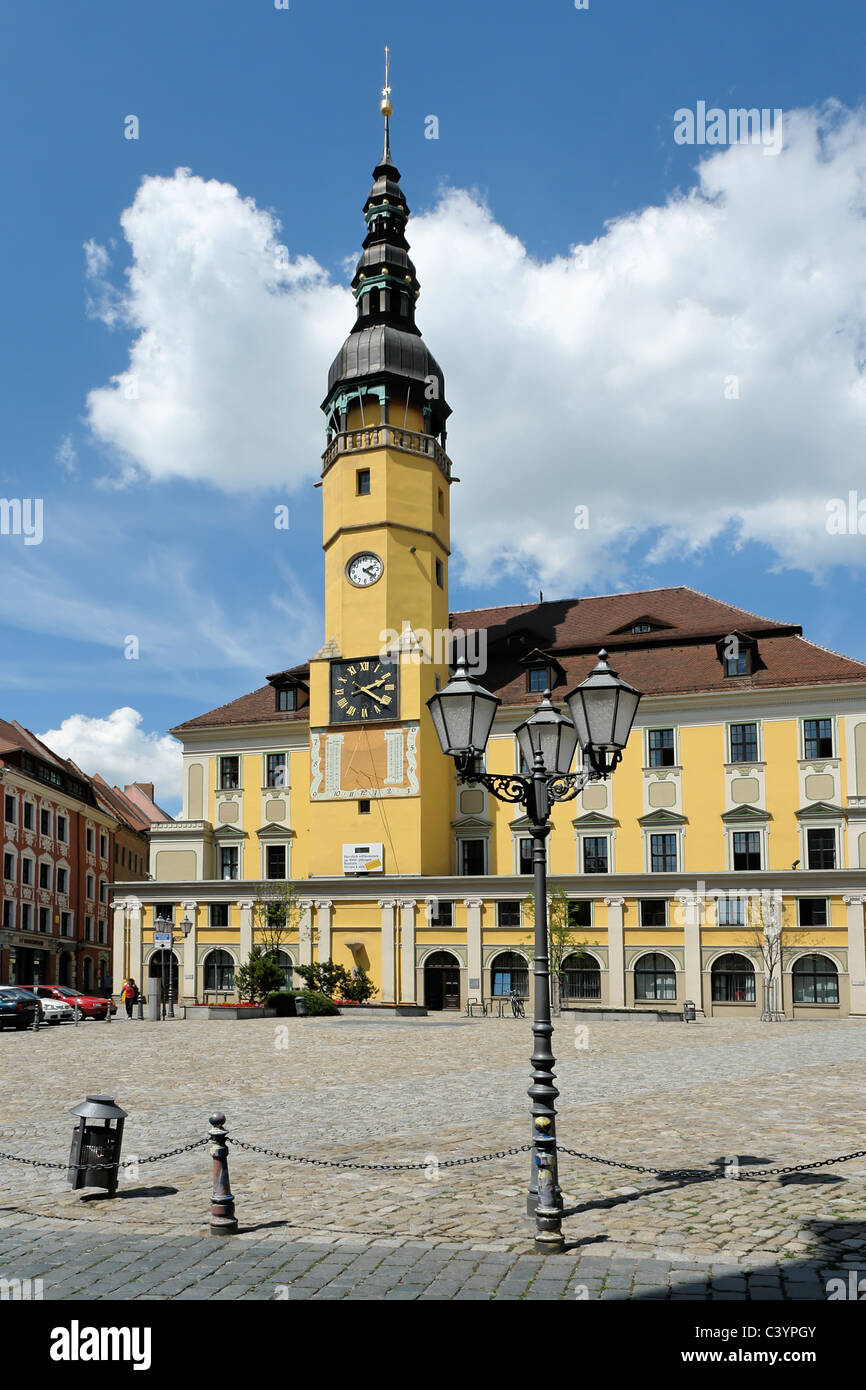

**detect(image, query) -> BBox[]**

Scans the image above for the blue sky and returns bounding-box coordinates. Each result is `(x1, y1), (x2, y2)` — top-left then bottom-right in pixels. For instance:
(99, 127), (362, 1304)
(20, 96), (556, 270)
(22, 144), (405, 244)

(2, 0), (866, 808)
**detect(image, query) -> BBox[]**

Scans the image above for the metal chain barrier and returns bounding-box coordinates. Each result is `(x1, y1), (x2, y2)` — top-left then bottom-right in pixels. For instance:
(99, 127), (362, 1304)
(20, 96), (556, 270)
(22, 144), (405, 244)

(0, 1138), (208, 1173)
(227, 1136), (532, 1171)
(557, 1145), (866, 1181)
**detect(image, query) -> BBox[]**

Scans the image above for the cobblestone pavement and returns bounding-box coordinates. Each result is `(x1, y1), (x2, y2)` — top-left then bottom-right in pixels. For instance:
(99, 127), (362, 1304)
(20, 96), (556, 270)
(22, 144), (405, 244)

(1, 1014), (865, 1299)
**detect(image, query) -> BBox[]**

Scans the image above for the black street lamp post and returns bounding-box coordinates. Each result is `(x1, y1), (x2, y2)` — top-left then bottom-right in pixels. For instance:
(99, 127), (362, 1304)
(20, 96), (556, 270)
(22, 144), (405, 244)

(427, 650), (641, 1253)
(155, 913), (193, 1019)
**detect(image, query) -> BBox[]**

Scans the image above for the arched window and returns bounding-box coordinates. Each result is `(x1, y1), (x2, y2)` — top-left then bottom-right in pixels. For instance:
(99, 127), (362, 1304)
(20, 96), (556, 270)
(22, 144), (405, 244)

(711, 953), (756, 1002)
(204, 950), (235, 993)
(792, 954), (839, 1004)
(276, 950), (294, 991)
(634, 952), (676, 1001)
(561, 953), (601, 1001)
(491, 952), (529, 997)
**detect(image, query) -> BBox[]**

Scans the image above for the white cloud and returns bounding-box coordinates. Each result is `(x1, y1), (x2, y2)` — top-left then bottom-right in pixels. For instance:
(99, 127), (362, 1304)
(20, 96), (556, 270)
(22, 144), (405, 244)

(85, 105), (866, 590)
(38, 708), (182, 803)
(55, 434), (78, 476)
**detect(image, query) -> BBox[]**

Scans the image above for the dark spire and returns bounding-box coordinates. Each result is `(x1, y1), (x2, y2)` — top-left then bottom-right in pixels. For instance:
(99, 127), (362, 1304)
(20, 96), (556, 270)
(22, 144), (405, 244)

(321, 49), (451, 442)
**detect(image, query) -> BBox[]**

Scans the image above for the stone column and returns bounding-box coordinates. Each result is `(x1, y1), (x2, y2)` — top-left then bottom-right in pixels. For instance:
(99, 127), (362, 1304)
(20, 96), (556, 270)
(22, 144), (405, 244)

(237, 899), (254, 965)
(315, 900), (333, 964)
(676, 890), (704, 1011)
(181, 899), (198, 1005)
(464, 897), (483, 1001)
(604, 896), (626, 1007)
(128, 897), (142, 993)
(844, 894), (866, 1016)
(298, 900), (313, 968)
(111, 899), (127, 990)
(399, 900), (417, 1004)
(379, 899), (397, 1003)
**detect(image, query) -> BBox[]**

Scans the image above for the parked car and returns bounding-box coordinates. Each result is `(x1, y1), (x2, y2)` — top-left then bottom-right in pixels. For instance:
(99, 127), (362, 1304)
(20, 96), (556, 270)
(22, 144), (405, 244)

(0, 986), (40, 1030)
(27, 985), (117, 1019)
(17, 990), (74, 1024)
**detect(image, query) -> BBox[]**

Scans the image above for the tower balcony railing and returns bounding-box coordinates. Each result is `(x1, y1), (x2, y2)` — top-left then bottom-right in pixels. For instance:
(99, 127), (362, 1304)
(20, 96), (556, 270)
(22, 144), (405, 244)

(322, 425), (452, 478)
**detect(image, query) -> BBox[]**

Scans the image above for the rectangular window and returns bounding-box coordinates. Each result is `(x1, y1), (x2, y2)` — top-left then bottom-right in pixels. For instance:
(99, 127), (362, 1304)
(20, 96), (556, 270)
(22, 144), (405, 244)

(356, 467), (371, 495)
(430, 900), (453, 927)
(459, 839), (485, 875)
(60, 911), (72, 937)
(729, 722), (758, 763)
(21, 858), (33, 886)
(219, 756), (240, 790)
(21, 903), (32, 931)
(266, 754), (287, 788)
(220, 847), (239, 880)
(803, 719), (833, 759)
(528, 667), (548, 693)
(725, 650), (749, 676)
(277, 687), (296, 712)
(23, 802), (34, 830)
(798, 898), (828, 926)
(39, 861), (51, 890)
(100, 835), (108, 859)
(40, 808), (51, 835)
(2, 899), (13, 930)
(716, 896), (745, 925)
(496, 901), (522, 928)
(650, 834), (677, 872)
(518, 837), (533, 874)
(209, 903), (229, 928)
(807, 828), (836, 870)
(435, 558), (444, 588)
(583, 837), (609, 873)
(99, 881), (107, 904)
(4, 794), (15, 824)
(98, 921), (107, 944)
(639, 899), (667, 927)
(733, 831), (762, 870)
(266, 845), (287, 879)
(86, 828), (94, 852)
(57, 815), (68, 842)
(3, 852), (14, 881)
(85, 915), (93, 941)
(154, 904), (175, 926)
(358, 799), (370, 814)
(56, 868), (68, 894)
(38, 906), (50, 933)
(567, 900), (592, 928)
(648, 728), (675, 767)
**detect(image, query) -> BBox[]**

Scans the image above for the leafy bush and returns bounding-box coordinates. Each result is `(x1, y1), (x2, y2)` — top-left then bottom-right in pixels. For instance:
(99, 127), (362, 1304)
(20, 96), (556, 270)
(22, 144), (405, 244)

(337, 966), (377, 1003)
(295, 959), (350, 998)
(265, 989), (340, 1017)
(236, 946), (285, 1004)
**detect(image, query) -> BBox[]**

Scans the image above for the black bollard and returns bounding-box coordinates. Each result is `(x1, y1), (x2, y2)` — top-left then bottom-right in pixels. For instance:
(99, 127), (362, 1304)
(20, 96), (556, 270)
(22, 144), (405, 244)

(208, 1112), (238, 1235)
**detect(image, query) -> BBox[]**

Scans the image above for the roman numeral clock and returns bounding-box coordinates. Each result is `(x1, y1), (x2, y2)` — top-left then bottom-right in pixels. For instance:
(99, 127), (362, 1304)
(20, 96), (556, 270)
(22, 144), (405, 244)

(329, 658), (400, 723)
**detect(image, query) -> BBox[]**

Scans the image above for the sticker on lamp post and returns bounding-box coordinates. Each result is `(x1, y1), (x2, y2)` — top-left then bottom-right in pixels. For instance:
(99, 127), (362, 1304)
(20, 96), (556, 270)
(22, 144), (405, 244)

(342, 843), (384, 873)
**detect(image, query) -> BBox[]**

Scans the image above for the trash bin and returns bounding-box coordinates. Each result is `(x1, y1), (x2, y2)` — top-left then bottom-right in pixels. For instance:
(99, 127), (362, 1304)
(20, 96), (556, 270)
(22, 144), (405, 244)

(683, 999), (696, 1022)
(294, 996), (308, 1017)
(67, 1095), (128, 1196)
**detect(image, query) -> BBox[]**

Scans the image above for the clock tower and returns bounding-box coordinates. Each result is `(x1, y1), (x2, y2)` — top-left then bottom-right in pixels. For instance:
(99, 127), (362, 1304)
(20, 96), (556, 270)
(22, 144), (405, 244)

(307, 54), (456, 876)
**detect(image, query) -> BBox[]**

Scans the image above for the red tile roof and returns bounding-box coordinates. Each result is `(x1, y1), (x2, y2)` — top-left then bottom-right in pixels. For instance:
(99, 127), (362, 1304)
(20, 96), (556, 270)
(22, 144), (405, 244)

(169, 586), (866, 731)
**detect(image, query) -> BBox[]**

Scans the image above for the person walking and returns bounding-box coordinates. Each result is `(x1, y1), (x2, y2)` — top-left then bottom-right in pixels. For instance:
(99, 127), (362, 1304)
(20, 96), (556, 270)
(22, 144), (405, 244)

(121, 978), (139, 1019)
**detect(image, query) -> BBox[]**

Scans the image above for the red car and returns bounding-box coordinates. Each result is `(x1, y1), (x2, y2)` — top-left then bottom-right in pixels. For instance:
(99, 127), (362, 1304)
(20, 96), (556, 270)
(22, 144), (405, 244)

(28, 985), (117, 1018)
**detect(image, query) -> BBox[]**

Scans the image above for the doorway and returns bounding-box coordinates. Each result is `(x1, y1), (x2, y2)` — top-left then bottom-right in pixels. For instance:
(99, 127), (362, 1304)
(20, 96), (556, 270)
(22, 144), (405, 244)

(424, 951), (461, 1011)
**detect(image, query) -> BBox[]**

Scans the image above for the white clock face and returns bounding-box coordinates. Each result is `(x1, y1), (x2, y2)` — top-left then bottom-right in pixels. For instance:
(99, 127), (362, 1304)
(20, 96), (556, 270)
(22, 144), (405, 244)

(347, 552), (383, 587)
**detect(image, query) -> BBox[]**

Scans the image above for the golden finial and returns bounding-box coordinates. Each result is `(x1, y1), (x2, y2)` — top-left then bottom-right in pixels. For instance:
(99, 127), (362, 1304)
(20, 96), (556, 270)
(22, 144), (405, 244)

(380, 44), (393, 118)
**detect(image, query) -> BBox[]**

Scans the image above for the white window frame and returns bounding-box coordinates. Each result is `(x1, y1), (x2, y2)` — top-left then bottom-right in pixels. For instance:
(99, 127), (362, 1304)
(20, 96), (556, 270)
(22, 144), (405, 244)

(262, 841), (291, 881)
(644, 829), (682, 874)
(727, 719), (763, 765)
(800, 715), (837, 761)
(644, 726), (679, 769)
(495, 899), (524, 929)
(38, 857), (53, 891)
(218, 754), (242, 792)
(801, 821), (842, 871)
(455, 833), (489, 876)
(577, 831), (614, 875)
(726, 825), (768, 873)
(263, 750), (289, 790)
(2, 898), (15, 930)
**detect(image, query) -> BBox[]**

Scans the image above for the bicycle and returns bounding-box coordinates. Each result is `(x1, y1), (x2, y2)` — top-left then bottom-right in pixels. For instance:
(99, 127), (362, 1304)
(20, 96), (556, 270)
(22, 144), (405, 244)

(510, 991), (525, 1019)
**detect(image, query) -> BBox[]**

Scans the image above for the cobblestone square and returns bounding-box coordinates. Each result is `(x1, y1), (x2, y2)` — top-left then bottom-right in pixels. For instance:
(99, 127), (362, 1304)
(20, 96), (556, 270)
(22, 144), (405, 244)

(2, 1013), (865, 1299)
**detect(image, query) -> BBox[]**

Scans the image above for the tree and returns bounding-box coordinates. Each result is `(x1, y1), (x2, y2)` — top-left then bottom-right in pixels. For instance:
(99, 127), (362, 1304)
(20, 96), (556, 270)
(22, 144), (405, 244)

(252, 881), (300, 953)
(747, 889), (792, 1021)
(339, 966), (377, 1003)
(295, 959), (351, 998)
(523, 885), (590, 1012)
(235, 946), (285, 1004)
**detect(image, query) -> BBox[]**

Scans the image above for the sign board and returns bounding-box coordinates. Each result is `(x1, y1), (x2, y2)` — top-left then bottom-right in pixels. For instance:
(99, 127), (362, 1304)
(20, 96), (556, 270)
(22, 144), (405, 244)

(153, 932), (172, 946)
(342, 843), (384, 874)
(469, 977), (480, 989)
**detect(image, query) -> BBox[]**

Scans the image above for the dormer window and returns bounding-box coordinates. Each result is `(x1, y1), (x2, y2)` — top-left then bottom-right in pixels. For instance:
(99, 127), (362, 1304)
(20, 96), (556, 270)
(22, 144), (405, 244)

(717, 632), (758, 678)
(276, 686), (297, 712)
(528, 667), (549, 693)
(632, 623), (651, 634)
(725, 649), (750, 676)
